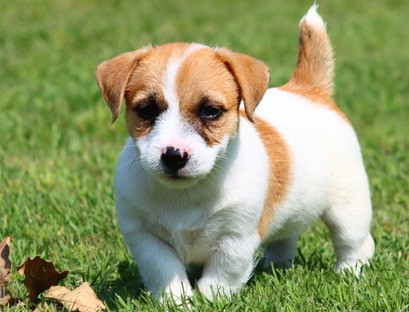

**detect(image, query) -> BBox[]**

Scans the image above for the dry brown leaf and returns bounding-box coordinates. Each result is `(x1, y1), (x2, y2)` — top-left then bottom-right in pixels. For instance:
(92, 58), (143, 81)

(17, 256), (69, 301)
(0, 235), (14, 306)
(45, 282), (106, 312)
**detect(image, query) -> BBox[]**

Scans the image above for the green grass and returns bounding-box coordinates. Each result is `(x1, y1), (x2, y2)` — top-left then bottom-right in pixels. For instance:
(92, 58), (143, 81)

(1, 0), (408, 310)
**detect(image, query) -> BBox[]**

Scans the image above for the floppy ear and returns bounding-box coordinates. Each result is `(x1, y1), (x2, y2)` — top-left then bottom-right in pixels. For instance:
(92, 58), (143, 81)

(217, 48), (269, 122)
(96, 46), (151, 122)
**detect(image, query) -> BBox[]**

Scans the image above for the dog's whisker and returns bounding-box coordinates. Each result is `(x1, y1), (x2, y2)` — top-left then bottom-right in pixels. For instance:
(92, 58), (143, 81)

(116, 158), (135, 171)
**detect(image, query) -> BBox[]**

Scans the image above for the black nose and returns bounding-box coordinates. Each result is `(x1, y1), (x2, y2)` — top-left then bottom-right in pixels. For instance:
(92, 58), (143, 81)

(161, 146), (189, 172)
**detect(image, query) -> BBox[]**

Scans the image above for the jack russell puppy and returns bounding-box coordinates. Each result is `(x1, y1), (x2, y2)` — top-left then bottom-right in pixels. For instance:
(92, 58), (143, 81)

(96, 5), (374, 302)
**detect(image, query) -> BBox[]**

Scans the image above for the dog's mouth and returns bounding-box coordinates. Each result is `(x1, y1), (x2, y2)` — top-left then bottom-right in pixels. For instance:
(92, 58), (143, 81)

(162, 170), (188, 180)
(153, 169), (202, 189)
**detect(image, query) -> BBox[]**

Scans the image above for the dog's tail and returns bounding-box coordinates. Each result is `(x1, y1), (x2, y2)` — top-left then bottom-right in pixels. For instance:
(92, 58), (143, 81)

(282, 4), (335, 96)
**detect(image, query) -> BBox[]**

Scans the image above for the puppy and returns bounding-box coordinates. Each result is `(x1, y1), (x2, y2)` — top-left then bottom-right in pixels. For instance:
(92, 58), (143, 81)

(96, 5), (374, 301)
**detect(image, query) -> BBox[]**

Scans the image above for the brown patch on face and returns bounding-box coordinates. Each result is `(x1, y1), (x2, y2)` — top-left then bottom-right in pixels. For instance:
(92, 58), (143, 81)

(176, 48), (241, 146)
(124, 43), (197, 138)
(125, 92), (167, 138)
(241, 111), (292, 239)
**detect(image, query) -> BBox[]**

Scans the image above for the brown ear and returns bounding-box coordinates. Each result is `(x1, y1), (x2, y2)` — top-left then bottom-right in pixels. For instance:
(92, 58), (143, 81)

(96, 47), (151, 122)
(217, 48), (269, 122)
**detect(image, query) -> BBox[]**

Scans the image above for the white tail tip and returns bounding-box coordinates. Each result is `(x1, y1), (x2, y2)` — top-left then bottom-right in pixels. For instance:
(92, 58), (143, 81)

(301, 4), (326, 29)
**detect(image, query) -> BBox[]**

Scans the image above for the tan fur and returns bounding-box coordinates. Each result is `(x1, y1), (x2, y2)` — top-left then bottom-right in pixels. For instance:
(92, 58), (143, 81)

(176, 48), (241, 146)
(96, 47), (152, 122)
(248, 113), (292, 239)
(97, 43), (270, 144)
(279, 13), (348, 122)
(217, 49), (270, 122)
(238, 111), (292, 238)
(286, 16), (334, 95)
(125, 43), (203, 138)
(175, 46), (270, 145)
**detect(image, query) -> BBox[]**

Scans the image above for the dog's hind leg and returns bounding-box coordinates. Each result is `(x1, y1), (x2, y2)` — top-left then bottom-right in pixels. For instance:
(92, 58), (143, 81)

(262, 234), (298, 269)
(323, 190), (375, 274)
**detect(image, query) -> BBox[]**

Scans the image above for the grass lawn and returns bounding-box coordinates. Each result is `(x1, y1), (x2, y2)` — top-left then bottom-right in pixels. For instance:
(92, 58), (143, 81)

(1, 0), (408, 310)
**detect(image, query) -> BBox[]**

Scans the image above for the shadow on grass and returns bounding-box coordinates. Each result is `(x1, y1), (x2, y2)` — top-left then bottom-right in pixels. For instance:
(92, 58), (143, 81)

(96, 260), (144, 309)
(96, 260), (204, 309)
(250, 247), (333, 282)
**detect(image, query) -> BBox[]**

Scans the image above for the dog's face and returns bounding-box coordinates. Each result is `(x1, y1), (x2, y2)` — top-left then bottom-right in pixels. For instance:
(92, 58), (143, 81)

(97, 43), (269, 188)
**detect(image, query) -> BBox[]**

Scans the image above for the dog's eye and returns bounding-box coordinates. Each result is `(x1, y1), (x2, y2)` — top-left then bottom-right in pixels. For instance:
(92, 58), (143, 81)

(200, 106), (223, 121)
(135, 97), (160, 121)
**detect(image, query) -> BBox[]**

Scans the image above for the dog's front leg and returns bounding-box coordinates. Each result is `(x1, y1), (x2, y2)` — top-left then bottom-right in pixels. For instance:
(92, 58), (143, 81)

(121, 221), (193, 302)
(197, 232), (260, 300)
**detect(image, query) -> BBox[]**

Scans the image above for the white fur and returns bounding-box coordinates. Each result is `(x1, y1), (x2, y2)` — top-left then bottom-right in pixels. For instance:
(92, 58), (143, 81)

(302, 3), (326, 28)
(161, 44), (204, 112)
(257, 89), (374, 270)
(116, 117), (269, 299)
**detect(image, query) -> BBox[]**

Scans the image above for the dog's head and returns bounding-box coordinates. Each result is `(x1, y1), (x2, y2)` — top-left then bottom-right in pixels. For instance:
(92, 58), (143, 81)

(96, 43), (269, 188)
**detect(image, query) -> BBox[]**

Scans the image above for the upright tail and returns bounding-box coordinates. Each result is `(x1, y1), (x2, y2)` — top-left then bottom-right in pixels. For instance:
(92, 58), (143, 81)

(282, 4), (335, 96)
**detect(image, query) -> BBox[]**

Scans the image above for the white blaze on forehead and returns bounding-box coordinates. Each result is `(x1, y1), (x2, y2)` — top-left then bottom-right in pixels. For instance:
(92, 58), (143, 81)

(161, 44), (206, 112)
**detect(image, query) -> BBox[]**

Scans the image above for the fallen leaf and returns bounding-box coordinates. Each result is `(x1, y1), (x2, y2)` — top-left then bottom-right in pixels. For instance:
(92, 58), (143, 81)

(0, 235), (14, 306)
(17, 256), (69, 301)
(45, 282), (106, 312)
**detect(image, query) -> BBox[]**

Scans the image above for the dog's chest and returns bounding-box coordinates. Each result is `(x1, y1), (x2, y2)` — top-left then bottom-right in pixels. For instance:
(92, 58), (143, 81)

(152, 219), (212, 264)
(172, 230), (207, 263)
(144, 204), (216, 263)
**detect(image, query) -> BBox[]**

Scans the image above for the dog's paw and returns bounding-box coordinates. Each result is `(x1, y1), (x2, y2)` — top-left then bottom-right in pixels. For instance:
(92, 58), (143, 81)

(336, 259), (372, 278)
(335, 234), (375, 277)
(158, 282), (194, 306)
(197, 278), (235, 301)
